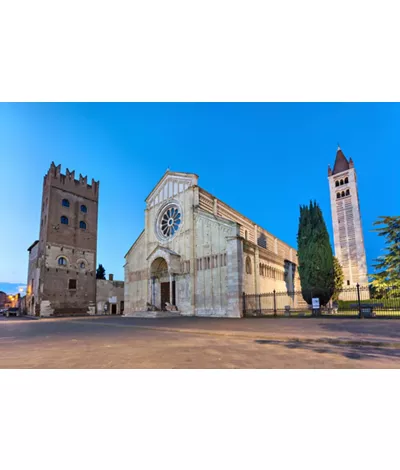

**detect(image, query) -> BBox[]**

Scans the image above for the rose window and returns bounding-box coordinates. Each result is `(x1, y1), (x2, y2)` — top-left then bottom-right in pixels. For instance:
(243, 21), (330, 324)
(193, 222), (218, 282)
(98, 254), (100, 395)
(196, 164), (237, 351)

(159, 205), (182, 238)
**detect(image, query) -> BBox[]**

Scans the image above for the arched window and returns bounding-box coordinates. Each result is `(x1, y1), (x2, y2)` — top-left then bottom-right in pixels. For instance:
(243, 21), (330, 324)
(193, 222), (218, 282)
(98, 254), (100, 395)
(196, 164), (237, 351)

(344, 177), (349, 184)
(340, 179), (344, 186)
(58, 257), (67, 266)
(246, 256), (252, 275)
(337, 193), (341, 199)
(346, 189), (350, 196)
(79, 261), (86, 269)
(341, 191), (345, 197)
(62, 199), (70, 207)
(61, 216), (68, 225)
(335, 181), (339, 187)
(81, 205), (87, 213)
(79, 221), (87, 230)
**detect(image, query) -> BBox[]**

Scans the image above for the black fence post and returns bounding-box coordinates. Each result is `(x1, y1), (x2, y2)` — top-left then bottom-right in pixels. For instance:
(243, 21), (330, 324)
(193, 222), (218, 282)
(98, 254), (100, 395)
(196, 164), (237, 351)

(242, 292), (246, 317)
(357, 283), (363, 318)
(273, 290), (277, 316)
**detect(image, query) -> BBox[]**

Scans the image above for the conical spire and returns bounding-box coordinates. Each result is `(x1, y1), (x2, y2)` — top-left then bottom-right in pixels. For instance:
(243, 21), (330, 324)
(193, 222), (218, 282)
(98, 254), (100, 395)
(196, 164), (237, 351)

(332, 146), (350, 175)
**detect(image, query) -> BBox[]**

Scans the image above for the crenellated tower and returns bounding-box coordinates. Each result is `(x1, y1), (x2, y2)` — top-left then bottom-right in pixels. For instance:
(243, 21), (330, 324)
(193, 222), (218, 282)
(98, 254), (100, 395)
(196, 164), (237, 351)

(328, 147), (368, 290)
(26, 162), (100, 316)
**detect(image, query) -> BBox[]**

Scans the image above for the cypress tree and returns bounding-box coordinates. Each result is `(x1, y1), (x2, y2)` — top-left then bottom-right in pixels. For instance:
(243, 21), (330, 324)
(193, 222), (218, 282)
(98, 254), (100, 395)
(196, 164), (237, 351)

(96, 264), (106, 280)
(297, 201), (334, 305)
(370, 216), (400, 297)
(332, 256), (344, 302)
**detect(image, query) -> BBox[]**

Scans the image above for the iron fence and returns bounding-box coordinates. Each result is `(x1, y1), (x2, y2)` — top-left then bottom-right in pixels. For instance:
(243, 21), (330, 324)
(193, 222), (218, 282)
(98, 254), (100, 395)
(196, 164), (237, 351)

(243, 284), (400, 318)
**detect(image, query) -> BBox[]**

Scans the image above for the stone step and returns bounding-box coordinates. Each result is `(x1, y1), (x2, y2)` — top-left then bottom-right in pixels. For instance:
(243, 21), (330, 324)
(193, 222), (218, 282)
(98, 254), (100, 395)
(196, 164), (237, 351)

(123, 311), (181, 319)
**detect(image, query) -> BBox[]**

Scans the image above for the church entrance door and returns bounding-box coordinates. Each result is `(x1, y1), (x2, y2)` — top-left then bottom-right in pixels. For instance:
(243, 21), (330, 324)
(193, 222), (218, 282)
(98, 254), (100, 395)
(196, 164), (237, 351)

(161, 282), (170, 310)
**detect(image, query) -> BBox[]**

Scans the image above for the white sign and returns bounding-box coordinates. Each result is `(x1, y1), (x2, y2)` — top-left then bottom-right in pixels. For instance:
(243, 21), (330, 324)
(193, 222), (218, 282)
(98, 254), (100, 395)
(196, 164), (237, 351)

(312, 298), (320, 309)
(109, 296), (117, 304)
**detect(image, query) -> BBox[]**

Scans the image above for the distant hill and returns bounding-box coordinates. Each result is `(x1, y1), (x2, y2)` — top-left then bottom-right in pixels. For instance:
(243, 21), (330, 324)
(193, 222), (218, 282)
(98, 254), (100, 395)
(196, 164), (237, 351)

(0, 283), (27, 295)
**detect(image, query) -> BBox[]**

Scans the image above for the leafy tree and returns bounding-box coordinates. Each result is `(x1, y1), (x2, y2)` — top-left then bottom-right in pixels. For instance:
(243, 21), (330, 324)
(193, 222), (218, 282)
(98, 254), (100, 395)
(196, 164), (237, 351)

(297, 201), (334, 306)
(370, 216), (400, 297)
(96, 264), (106, 280)
(332, 256), (344, 301)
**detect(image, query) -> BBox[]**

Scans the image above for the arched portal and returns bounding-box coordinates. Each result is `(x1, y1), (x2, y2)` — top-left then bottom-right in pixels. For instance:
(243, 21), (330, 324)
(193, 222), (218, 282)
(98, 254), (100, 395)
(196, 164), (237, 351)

(150, 257), (176, 311)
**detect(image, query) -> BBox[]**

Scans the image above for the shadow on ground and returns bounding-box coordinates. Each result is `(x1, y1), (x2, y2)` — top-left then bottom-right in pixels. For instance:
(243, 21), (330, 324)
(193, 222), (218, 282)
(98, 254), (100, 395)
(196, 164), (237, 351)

(254, 338), (400, 362)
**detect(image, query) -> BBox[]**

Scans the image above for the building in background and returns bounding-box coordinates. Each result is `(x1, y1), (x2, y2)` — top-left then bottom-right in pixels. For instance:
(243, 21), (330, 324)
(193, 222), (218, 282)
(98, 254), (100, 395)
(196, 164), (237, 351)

(0, 291), (7, 309)
(328, 147), (368, 289)
(96, 274), (124, 315)
(124, 170), (300, 317)
(26, 162), (99, 316)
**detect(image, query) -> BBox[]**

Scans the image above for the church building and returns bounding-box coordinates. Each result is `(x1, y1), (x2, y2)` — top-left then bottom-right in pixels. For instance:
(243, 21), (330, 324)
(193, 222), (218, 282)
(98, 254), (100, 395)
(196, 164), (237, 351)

(124, 171), (300, 317)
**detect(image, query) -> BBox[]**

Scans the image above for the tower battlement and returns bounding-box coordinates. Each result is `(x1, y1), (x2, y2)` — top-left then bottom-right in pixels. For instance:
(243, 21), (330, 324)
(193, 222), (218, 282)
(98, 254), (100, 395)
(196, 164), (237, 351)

(44, 162), (99, 200)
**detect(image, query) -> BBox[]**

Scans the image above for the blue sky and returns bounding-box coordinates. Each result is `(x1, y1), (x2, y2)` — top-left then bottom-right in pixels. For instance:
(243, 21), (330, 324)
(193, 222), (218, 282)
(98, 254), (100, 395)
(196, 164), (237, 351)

(0, 103), (399, 291)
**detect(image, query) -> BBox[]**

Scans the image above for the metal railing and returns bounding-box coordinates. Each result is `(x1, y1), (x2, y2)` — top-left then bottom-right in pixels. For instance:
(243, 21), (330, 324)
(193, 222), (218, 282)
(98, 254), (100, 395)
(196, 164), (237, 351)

(243, 284), (400, 318)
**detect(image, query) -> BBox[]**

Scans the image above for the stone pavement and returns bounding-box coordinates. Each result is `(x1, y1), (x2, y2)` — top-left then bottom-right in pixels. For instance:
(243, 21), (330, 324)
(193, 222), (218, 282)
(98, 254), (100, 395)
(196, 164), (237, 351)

(1, 316), (400, 368)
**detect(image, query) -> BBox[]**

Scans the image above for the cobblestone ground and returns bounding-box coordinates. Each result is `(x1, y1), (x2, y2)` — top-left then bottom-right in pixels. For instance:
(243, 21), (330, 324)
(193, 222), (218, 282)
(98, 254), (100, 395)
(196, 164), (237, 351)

(1, 316), (400, 368)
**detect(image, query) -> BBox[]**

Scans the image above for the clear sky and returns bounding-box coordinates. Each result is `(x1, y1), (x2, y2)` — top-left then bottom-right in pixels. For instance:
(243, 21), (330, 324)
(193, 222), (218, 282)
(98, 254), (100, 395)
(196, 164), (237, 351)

(0, 103), (399, 290)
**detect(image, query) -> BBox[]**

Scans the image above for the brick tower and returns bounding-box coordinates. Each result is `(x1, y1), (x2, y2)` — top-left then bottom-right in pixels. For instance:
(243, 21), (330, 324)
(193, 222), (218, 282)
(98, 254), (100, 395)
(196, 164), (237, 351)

(328, 147), (368, 289)
(26, 162), (99, 316)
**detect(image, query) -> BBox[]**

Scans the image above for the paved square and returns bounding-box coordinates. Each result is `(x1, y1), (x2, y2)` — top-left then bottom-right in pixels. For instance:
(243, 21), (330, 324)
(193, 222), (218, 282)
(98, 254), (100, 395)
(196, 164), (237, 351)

(1, 316), (400, 368)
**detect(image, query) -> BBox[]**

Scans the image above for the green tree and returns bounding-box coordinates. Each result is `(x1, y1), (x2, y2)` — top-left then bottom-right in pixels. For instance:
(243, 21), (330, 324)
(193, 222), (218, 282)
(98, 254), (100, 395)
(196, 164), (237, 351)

(297, 201), (334, 305)
(96, 264), (106, 280)
(332, 256), (344, 301)
(370, 216), (400, 297)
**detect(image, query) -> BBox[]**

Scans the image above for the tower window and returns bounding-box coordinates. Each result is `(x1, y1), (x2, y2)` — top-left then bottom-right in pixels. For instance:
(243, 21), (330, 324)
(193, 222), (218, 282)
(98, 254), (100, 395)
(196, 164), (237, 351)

(335, 181), (339, 187)
(79, 221), (87, 230)
(62, 199), (70, 207)
(81, 205), (87, 213)
(68, 279), (77, 290)
(344, 177), (349, 184)
(346, 189), (350, 196)
(337, 193), (341, 199)
(340, 179), (344, 186)
(341, 191), (345, 197)
(58, 257), (67, 266)
(79, 262), (86, 269)
(61, 216), (69, 225)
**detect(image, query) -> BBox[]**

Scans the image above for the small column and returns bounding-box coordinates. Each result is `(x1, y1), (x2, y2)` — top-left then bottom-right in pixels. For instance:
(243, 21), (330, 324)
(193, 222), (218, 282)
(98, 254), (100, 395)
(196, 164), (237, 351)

(169, 273), (174, 305)
(151, 276), (156, 306)
(213, 198), (218, 216)
(254, 246), (260, 295)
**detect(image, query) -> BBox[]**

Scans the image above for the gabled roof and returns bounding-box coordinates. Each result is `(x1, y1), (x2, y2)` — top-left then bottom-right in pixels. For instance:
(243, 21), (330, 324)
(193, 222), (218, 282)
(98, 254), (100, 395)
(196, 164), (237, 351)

(332, 146), (350, 175)
(146, 245), (180, 261)
(27, 240), (39, 252)
(124, 230), (144, 259)
(145, 170), (199, 205)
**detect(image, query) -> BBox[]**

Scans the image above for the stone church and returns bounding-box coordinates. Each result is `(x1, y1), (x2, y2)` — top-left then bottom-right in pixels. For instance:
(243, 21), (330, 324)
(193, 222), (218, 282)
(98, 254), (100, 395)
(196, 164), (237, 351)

(124, 171), (300, 317)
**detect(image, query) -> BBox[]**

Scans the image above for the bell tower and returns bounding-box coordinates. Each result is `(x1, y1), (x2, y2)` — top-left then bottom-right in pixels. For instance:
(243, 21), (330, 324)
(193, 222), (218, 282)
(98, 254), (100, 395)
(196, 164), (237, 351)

(26, 162), (100, 316)
(328, 146), (368, 289)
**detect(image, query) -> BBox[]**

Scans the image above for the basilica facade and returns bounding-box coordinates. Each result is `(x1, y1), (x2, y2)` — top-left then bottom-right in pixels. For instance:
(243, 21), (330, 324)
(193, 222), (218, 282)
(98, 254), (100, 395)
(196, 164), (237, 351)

(124, 171), (299, 318)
